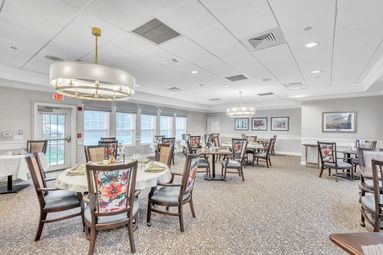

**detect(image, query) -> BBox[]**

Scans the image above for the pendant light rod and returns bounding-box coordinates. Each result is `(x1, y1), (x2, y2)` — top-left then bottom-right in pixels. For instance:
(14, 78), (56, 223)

(92, 27), (101, 64)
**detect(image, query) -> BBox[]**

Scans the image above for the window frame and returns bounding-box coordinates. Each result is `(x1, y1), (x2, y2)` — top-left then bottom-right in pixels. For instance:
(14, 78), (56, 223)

(160, 115), (174, 138)
(83, 110), (110, 146)
(116, 112), (136, 146)
(140, 114), (156, 144)
(175, 116), (187, 141)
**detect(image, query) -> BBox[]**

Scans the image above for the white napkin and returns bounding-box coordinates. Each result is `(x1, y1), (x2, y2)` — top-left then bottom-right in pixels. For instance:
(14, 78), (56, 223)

(362, 244), (383, 255)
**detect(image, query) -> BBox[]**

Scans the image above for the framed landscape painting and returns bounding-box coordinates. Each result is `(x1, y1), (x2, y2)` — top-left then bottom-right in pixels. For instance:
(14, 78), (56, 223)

(271, 117), (289, 131)
(234, 118), (249, 131)
(322, 112), (356, 133)
(251, 117), (268, 131)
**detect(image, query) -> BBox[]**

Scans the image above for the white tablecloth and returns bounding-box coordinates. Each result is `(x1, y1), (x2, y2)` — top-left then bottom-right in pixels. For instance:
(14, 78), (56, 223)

(0, 153), (48, 181)
(55, 162), (171, 193)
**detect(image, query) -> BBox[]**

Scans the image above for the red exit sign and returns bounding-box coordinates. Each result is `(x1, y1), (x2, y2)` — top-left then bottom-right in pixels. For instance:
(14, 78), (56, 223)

(52, 93), (64, 101)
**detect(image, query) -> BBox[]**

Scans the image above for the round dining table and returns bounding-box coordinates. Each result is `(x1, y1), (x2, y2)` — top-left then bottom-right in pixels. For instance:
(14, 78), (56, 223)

(55, 161), (171, 193)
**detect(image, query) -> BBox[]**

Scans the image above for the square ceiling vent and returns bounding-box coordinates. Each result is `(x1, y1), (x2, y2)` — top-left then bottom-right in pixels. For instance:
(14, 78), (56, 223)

(132, 18), (180, 44)
(225, 74), (248, 82)
(243, 27), (286, 52)
(283, 82), (308, 90)
(257, 92), (274, 96)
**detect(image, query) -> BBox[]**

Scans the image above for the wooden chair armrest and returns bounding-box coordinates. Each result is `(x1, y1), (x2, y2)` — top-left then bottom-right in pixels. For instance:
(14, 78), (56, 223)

(359, 183), (374, 194)
(44, 177), (56, 182)
(171, 172), (183, 176)
(169, 172), (183, 183)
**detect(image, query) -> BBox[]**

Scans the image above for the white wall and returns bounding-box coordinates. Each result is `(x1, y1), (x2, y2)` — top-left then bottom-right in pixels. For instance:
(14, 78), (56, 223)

(0, 86), (207, 164)
(206, 108), (302, 156)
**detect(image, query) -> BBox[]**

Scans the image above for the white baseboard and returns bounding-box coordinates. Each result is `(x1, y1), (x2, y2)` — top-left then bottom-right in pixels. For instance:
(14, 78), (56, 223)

(275, 151), (301, 156)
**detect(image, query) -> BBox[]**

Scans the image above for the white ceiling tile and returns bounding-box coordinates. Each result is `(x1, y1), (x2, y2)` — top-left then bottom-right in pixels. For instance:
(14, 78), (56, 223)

(254, 44), (304, 85)
(61, 0), (95, 10)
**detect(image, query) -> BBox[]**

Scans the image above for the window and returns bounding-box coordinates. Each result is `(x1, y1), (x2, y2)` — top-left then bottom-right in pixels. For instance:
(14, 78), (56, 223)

(84, 110), (109, 145)
(141, 114), (156, 144)
(116, 112), (136, 145)
(160, 116), (173, 137)
(175, 117), (187, 140)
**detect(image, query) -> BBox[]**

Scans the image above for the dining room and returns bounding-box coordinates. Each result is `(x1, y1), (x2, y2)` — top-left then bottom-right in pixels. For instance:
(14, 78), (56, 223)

(1, 1), (383, 255)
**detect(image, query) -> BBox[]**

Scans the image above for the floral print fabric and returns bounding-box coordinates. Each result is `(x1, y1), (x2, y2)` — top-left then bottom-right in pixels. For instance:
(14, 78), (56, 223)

(95, 169), (131, 213)
(320, 145), (334, 162)
(185, 158), (199, 193)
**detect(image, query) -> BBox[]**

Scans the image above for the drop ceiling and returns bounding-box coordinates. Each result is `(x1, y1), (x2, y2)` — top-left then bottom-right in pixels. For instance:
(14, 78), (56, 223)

(0, 0), (383, 112)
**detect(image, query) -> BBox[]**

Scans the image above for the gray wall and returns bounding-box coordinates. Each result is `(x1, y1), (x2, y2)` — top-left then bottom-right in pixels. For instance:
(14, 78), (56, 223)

(207, 108), (302, 155)
(187, 111), (207, 135)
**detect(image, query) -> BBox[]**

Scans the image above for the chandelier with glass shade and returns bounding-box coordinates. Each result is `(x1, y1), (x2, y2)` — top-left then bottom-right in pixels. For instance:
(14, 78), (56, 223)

(226, 91), (256, 117)
(49, 27), (135, 101)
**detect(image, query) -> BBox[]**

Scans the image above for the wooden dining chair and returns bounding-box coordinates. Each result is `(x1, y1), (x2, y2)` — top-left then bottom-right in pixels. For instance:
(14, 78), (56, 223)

(162, 137), (176, 165)
(352, 140), (378, 173)
(317, 141), (353, 182)
(181, 134), (191, 155)
(254, 139), (274, 168)
(27, 140), (48, 154)
(221, 138), (247, 181)
(98, 140), (118, 159)
(158, 144), (174, 168)
(245, 136), (257, 164)
(85, 161), (138, 254)
(190, 136), (201, 153)
(360, 159), (383, 232)
(100, 137), (116, 142)
(147, 153), (199, 232)
(186, 140), (211, 180)
(271, 135), (277, 155)
(84, 146), (106, 163)
(25, 153), (84, 242)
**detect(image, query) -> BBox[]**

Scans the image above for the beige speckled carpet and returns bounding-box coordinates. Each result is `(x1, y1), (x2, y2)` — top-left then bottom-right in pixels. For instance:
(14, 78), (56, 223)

(0, 155), (366, 254)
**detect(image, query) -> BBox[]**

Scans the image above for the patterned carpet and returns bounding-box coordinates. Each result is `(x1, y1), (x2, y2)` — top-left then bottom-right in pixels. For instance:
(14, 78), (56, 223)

(0, 155), (366, 254)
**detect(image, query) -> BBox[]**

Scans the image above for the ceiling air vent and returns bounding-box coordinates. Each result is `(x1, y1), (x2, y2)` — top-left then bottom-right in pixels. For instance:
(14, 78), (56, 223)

(167, 87), (182, 92)
(245, 27), (286, 52)
(257, 92), (274, 96)
(209, 98), (222, 101)
(225, 74), (248, 82)
(132, 18), (180, 45)
(283, 82), (308, 90)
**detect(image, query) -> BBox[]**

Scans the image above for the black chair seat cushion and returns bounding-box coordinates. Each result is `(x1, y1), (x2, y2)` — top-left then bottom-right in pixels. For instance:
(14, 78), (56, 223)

(198, 159), (209, 168)
(151, 186), (190, 204)
(323, 161), (352, 169)
(352, 158), (360, 165)
(84, 199), (139, 224)
(44, 190), (81, 210)
(361, 194), (383, 213)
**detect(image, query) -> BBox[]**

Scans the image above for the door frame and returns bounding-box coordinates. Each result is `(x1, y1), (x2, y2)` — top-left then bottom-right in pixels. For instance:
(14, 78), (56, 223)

(32, 102), (77, 168)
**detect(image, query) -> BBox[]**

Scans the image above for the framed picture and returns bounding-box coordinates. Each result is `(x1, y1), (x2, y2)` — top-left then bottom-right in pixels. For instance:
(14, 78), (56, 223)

(322, 112), (356, 133)
(251, 117), (268, 131)
(271, 117), (289, 131)
(234, 118), (249, 131)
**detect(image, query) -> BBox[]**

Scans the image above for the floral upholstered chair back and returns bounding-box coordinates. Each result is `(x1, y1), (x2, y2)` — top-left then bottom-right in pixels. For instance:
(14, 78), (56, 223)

(190, 136), (201, 149)
(317, 142), (336, 163)
(181, 154), (200, 197)
(99, 141), (118, 159)
(86, 161), (137, 216)
(232, 138), (247, 160)
(159, 144), (173, 167)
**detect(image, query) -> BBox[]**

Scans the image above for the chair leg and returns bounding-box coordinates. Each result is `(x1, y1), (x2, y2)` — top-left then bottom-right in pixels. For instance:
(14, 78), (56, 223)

(128, 220), (136, 253)
(34, 211), (47, 241)
(361, 210), (366, 227)
(240, 167), (245, 181)
(178, 205), (184, 232)
(266, 159), (269, 168)
(268, 158), (272, 166)
(189, 198), (196, 218)
(223, 166), (227, 181)
(88, 227), (97, 255)
(328, 168), (331, 176)
(147, 202), (152, 227)
(335, 169), (338, 182)
(319, 167), (324, 177)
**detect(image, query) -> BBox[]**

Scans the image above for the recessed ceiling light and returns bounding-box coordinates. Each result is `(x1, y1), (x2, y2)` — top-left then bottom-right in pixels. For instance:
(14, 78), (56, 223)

(136, 84), (140, 87)
(191, 70), (198, 74)
(311, 70), (321, 74)
(10, 46), (18, 50)
(304, 26), (312, 31)
(291, 94), (307, 98)
(224, 85), (229, 88)
(305, 42), (319, 48)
